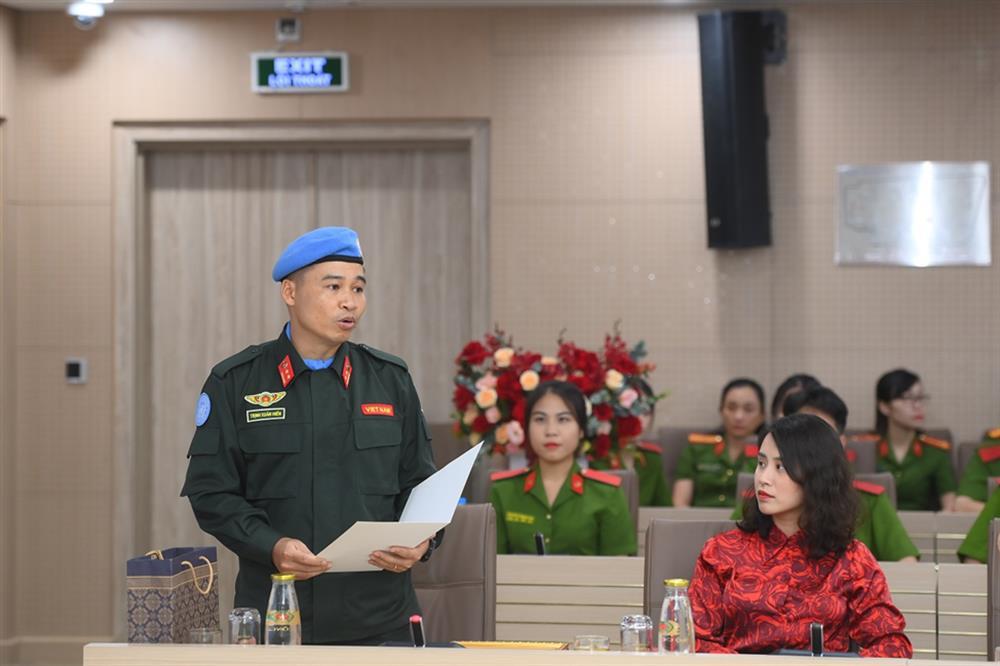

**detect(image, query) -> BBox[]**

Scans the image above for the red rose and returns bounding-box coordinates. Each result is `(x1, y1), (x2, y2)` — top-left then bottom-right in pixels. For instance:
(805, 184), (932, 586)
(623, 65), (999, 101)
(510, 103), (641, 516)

(471, 414), (490, 433)
(453, 385), (474, 411)
(603, 334), (639, 375)
(496, 371), (522, 401)
(510, 352), (541, 375)
(457, 341), (491, 366)
(569, 372), (601, 396)
(617, 415), (642, 438)
(592, 434), (612, 459)
(593, 403), (614, 421)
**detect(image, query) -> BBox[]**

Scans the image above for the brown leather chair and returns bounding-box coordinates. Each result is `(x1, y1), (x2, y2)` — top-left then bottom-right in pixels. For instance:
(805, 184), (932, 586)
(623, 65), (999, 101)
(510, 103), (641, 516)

(604, 468), (639, 531)
(957, 441), (982, 481)
(411, 503), (497, 642)
(844, 437), (877, 474)
(737, 471), (897, 508)
(643, 518), (734, 617)
(988, 518), (1000, 661)
(428, 422), (465, 466)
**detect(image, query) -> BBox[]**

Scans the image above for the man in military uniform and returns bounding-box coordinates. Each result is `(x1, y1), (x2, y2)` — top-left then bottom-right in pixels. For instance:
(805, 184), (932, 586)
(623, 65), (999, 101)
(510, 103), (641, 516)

(673, 433), (758, 507)
(489, 465), (637, 555)
(181, 227), (439, 645)
(955, 428), (1000, 513)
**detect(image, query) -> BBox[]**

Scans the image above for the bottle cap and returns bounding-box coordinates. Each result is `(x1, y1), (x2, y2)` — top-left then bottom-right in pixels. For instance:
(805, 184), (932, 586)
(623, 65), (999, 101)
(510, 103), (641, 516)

(663, 578), (689, 588)
(271, 572), (296, 582)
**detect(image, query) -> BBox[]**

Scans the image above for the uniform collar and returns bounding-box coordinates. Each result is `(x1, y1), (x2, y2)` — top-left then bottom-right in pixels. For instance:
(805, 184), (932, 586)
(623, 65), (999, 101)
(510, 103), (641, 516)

(878, 433), (920, 461)
(272, 327), (352, 389)
(524, 462), (584, 510)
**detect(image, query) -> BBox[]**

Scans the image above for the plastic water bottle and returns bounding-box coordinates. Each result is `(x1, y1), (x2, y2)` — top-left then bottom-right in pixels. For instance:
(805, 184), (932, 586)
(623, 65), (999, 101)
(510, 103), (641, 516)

(265, 572), (301, 645)
(658, 578), (695, 654)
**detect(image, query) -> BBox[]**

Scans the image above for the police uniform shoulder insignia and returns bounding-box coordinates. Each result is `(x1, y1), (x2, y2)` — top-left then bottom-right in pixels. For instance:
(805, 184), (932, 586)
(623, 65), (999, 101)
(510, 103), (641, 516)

(358, 344), (408, 370)
(978, 444), (1000, 464)
(211, 345), (263, 378)
(581, 468), (622, 487)
(636, 441), (663, 454)
(194, 393), (211, 427)
(918, 434), (951, 451)
(985, 428), (1000, 441)
(743, 444), (759, 458)
(849, 432), (880, 443)
(853, 479), (886, 496)
(490, 467), (530, 482)
(845, 448), (858, 463)
(689, 433), (723, 445)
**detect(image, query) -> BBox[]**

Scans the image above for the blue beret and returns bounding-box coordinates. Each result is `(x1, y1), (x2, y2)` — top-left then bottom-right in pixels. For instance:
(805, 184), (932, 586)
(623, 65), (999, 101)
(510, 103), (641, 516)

(272, 227), (364, 281)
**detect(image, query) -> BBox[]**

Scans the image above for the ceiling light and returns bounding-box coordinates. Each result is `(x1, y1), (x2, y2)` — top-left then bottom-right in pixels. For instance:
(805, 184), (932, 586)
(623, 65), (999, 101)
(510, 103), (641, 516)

(67, 2), (105, 18)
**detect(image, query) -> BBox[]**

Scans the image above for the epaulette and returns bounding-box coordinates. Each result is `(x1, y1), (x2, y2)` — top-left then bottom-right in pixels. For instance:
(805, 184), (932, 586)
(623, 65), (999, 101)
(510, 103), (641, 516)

(853, 479), (885, 496)
(211, 345), (263, 378)
(978, 444), (1000, 464)
(689, 433), (723, 445)
(849, 432), (880, 443)
(581, 468), (622, 487)
(358, 343), (408, 370)
(985, 428), (1000, 441)
(918, 434), (951, 451)
(743, 444), (758, 458)
(636, 441), (663, 454)
(490, 467), (530, 482)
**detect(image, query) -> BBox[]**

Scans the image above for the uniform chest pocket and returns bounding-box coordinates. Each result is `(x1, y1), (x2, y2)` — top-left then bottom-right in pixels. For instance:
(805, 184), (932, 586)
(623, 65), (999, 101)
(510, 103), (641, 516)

(238, 425), (304, 500)
(353, 418), (402, 496)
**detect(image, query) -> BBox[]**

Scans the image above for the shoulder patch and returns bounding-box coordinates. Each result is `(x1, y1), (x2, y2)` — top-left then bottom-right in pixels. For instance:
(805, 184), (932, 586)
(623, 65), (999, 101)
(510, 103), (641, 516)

(211, 345), (263, 378)
(743, 444), (758, 458)
(490, 467), (530, 482)
(853, 479), (885, 496)
(978, 444), (1000, 464)
(636, 440), (663, 454)
(919, 434), (951, 451)
(581, 468), (622, 487)
(848, 432), (880, 443)
(689, 433), (723, 445)
(358, 343), (408, 370)
(985, 428), (1000, 440)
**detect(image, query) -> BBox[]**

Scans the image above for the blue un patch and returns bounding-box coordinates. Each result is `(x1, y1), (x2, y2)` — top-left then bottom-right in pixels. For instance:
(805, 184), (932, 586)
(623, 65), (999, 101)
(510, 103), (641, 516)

(195, 393), (212, 427)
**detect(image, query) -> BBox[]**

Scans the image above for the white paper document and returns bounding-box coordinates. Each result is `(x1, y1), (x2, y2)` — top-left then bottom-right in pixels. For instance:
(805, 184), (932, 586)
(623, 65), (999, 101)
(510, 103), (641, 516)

(317, 442), (483, 572)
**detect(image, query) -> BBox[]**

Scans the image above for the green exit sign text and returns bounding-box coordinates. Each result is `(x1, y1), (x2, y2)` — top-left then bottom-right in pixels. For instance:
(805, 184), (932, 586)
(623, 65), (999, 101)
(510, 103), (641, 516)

(252, 52), (349, 94)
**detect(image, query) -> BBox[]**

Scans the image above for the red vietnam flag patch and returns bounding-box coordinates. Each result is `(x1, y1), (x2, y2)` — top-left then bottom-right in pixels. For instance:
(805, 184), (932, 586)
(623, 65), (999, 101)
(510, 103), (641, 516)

(361, 403), (395, 417)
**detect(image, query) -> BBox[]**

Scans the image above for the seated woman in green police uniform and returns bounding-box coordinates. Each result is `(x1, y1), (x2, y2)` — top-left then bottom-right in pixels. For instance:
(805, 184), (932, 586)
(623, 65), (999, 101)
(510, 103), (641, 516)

(955, 426), (1000, 514)
(957, 486), (1000, 564)
(489, 380), (637, 556)
(770, 373), (821, 421)
(673, 378), (766, 508)
(869, 369), (956, 512)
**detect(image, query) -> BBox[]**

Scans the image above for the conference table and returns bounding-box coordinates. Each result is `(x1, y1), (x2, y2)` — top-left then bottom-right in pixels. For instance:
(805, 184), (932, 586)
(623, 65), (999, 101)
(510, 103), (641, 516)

(82, 643), (990, 665)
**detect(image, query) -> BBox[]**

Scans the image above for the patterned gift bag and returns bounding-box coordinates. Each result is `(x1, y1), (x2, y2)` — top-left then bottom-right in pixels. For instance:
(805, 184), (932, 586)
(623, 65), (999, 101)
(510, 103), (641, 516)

(126, 547), (220, 643)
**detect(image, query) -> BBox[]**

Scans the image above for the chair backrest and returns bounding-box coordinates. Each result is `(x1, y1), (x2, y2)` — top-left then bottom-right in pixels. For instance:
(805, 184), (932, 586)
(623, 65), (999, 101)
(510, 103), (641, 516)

(738, 471), (897, 509)
(428, 422), (465, 466)
(462, 449), (506, 505)
(643, 518), (734, 616)
(957, 441), (982, 481)
(604, 468), (639, 531)
(989, 518), (1000, 660)
(411, 503), (497, 642)
(655, 425), (713, 490)
(844, 437), (877, 473)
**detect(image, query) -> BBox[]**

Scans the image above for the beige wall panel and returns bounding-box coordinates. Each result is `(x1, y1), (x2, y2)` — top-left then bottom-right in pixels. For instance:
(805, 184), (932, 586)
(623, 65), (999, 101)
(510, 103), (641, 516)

(12, 204), (112, 347)
(14, 489), (112, 635)
(300, 11), (492, 119)
(0, 7), (14, 118)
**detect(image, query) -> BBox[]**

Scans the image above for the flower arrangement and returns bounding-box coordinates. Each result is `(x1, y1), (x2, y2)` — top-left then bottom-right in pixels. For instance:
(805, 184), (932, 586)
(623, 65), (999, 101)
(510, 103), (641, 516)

(451, 329), (561, 455)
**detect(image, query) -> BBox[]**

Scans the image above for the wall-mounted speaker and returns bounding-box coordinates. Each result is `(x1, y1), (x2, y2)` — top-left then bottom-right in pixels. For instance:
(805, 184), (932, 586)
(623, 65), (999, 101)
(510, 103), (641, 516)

(698, 11), (782, 249)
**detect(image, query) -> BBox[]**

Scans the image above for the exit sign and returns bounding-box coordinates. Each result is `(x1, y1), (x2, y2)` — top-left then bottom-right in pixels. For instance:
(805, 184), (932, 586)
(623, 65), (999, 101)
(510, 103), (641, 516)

(251, 52), (349, 94)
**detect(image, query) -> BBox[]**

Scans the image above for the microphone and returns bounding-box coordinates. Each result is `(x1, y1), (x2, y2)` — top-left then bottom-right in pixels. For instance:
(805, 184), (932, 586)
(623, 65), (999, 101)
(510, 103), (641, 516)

(810, 622), (824, 656)
(533, 532), (547, 556)
(409, 614), (426, 647)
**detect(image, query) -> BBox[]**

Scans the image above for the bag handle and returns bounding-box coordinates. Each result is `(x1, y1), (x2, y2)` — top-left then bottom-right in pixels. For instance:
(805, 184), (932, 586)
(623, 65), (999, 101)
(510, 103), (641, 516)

(180, 556), (215, 596)
(144, 550), (164, 560)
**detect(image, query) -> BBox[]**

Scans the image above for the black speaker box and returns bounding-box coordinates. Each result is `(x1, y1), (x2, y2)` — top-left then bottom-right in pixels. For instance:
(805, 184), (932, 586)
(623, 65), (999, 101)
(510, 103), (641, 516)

(698, 11), (775, 248)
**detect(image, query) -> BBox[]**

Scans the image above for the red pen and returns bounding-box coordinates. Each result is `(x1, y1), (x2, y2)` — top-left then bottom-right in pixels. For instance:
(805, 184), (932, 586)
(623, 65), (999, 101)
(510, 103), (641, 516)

(409, 614), (425, 647)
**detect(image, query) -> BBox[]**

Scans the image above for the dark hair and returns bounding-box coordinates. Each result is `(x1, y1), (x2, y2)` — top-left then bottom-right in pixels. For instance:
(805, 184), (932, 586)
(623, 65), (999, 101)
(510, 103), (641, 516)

(718, 378), (767, 436)
(737, 413), (858, 559)
(771, 373), (821, 420)
(784, 386), (849, 435)
(875, 369), (920, 437)
(524, 380), (588, 448)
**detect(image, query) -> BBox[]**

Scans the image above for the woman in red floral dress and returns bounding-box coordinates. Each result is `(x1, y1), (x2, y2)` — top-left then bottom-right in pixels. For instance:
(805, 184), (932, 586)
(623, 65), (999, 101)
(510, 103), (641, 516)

(688, 413), (913, 658)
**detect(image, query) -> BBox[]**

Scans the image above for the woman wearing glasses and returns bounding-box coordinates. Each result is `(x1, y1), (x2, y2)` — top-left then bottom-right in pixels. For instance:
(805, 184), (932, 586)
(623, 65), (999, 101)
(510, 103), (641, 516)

(873, 369), (956, 511)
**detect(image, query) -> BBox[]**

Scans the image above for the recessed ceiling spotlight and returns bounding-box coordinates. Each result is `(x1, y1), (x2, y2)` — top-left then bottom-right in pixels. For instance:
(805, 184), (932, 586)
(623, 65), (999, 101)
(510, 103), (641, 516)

(67, 1), (104, 31)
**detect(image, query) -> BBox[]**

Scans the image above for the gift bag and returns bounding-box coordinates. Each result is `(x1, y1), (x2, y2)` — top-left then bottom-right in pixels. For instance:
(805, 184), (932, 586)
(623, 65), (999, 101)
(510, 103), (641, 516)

(126, 547), (220, 643)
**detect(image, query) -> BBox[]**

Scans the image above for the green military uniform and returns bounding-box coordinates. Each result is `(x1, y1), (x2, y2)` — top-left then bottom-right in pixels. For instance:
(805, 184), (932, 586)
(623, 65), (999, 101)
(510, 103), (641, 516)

(674, 433), (757, 507)
(956, 428), (1000, 503)
(589, 441), (671, 506)
(874, 433), (957, 511)
(957, 486), (1000, 563)
(730, 479), (919, 561)
(489, 463), (637, 555)
(181, 329), (437, 644)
